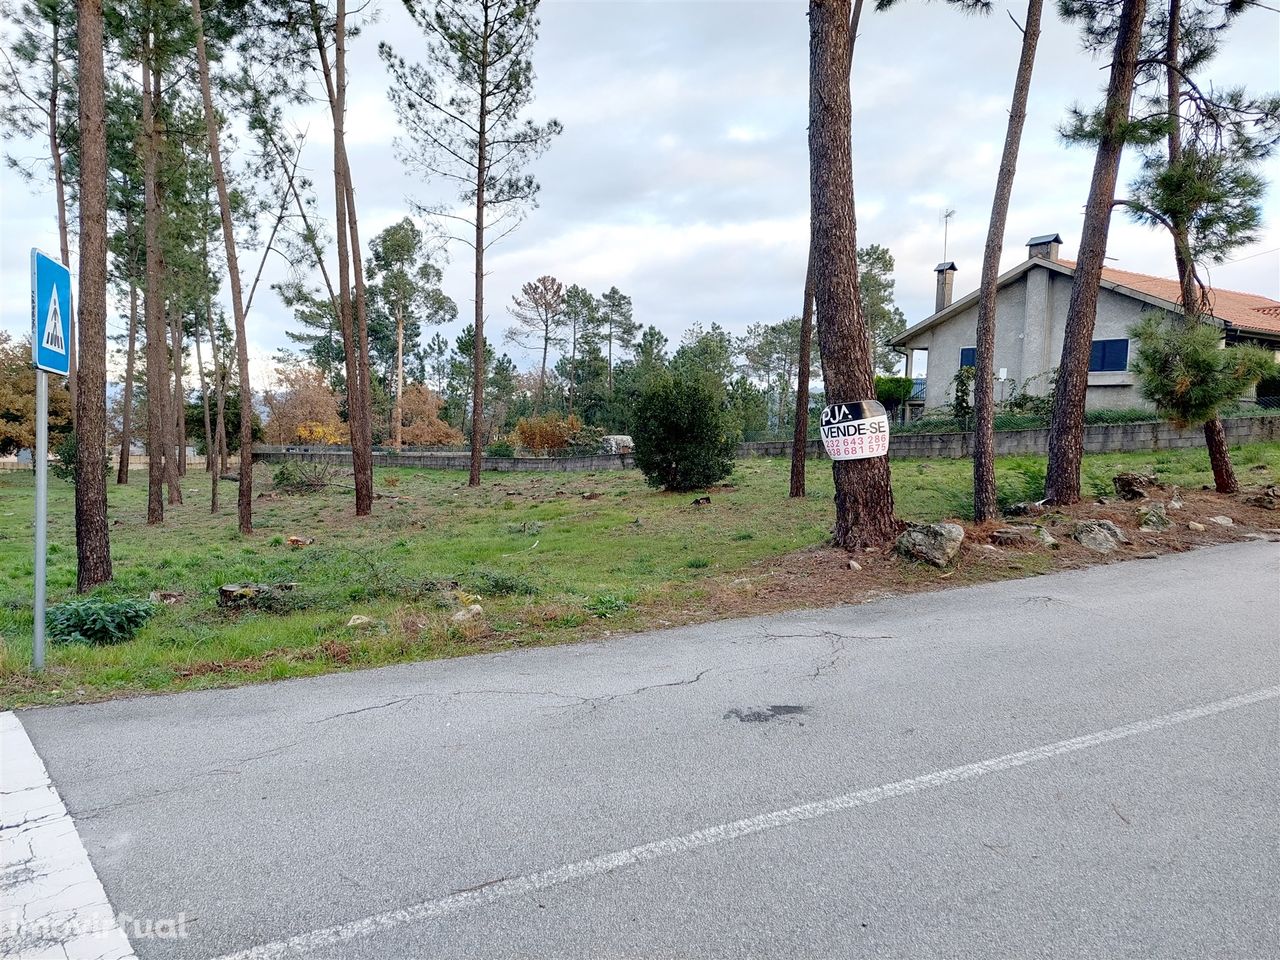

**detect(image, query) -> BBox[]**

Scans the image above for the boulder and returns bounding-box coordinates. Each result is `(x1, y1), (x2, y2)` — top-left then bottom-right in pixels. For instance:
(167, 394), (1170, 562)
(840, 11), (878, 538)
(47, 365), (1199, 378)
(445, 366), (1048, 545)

(1208, 515), (1234, 527)
(1137, 502), (1172, 532)
(992, 525), (1057, 547)
(450, 604), (484, 624)
(346, 615), (375, 628)
(1113, 472), (1158, 501)
(1071, 519), (1130, 554)
(895, 523), (965, 567)
(1188, 521), (1207, 532)
(847, 559), (862, 571)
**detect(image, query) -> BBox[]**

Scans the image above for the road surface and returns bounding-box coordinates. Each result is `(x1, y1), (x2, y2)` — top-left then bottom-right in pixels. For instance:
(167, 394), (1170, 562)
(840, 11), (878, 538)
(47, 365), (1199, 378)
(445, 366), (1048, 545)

(4, 540), (1279, 959)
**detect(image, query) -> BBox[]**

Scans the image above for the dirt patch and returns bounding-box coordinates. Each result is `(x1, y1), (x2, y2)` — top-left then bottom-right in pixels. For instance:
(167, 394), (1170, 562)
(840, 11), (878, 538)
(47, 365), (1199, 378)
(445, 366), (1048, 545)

(633, 482), (1280, 628)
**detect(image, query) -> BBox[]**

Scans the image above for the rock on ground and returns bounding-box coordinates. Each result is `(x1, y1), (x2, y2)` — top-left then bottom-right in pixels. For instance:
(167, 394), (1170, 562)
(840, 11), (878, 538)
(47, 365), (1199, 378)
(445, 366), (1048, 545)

(1071, 519), (1130, 554)
(896, 523), (965, 568)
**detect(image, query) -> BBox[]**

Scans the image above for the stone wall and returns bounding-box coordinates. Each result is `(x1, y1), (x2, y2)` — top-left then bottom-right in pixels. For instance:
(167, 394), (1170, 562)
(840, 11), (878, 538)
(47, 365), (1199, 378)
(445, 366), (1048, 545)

(738, 415), (1280, 461)
(254, 447), (634, 472)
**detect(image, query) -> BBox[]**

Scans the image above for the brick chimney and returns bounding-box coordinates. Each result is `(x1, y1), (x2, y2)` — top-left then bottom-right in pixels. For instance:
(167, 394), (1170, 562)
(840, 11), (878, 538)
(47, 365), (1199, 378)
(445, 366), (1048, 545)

(934, 261), (957, 313)
(1027, 233), (1062, 261)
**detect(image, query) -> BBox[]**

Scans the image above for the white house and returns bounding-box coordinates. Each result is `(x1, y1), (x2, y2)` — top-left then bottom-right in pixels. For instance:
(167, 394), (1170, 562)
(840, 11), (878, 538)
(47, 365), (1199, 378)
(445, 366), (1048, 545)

(889, 233), (1280, 413)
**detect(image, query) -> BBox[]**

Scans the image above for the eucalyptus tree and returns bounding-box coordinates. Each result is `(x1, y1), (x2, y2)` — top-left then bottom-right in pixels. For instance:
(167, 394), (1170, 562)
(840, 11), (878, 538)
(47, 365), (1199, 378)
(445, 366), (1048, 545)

(366, 217), (456, 447)
(381, 0), (562, 486)
(505, 275), (566, 413)
(1044, 0), (1150, 505)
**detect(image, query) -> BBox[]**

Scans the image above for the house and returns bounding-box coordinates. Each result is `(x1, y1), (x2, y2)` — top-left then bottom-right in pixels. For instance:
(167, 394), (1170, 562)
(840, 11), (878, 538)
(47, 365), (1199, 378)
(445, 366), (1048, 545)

(889, 233), (1280, 414)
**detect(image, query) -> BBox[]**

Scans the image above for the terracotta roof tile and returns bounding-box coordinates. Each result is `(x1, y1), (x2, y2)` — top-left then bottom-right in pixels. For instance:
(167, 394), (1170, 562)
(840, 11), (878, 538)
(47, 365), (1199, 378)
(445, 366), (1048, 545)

(1058, 259), (1280, 336)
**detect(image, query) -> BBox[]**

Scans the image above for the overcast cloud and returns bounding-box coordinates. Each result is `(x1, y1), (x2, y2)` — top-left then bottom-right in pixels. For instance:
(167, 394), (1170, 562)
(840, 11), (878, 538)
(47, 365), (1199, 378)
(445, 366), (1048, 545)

(2, 0), (1277, 384)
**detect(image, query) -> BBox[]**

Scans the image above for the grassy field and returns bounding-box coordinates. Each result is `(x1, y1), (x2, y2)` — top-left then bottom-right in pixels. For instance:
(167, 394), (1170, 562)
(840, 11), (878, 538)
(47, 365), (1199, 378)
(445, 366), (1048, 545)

(3, 442), (1278, 708)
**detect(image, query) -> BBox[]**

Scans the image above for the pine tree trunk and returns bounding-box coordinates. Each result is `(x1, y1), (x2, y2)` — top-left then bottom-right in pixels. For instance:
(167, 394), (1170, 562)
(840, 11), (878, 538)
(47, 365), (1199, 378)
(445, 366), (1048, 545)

(170, 310), (187, 478)
(163, 306), (183, 504)
(206, 306), (228, 510)
(809, 0), (901, 548)
(394, 300), (404, 449)
(789, 245), (815, 498)
(194, 323), (213, 472)
(342, 164), (375, 513)
(49, 16), (76, 422)
(117, 279), (138, 485)
(142, 45), (165, 525)
(1044, 0), (1147, 505)
(973, 0), (1043, 522)
(192, 0), (252, 532)
(469, 45), (489, 488)
(73, 0), (112, 591)
(1203, 417), (1238, 494)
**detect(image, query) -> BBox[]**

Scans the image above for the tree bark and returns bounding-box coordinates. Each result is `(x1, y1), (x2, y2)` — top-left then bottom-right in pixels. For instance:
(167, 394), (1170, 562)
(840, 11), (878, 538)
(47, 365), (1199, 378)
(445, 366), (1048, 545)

(206, 306), (229, 510)
(789, 246), (815, 498)
(48, 15), (76, 420)
(973, 0), (1043, 522)
(142, 43), (165, 525)
(194, 321), (213, 472)
(169, 309), (187, 480)
(342, 160), (375, 511)
(1044, 0), (1147, 505)
(73, 0), (112, 591)
(809, 0), (901, 548)
(469, 34), (489, 488)
(1203, 417), (1238, 493)
(192, 0), (253, 532)
(394, 299), (405, 448)
(117, 279), (138, 484)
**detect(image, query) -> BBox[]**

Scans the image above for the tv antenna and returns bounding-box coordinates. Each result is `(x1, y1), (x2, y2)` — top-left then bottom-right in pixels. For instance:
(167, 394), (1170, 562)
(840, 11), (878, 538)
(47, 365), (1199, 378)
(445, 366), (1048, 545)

(941, 208), (957, 261)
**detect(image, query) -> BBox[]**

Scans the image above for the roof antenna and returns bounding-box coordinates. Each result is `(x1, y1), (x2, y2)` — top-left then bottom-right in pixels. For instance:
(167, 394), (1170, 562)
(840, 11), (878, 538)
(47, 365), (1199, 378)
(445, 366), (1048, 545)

(941, 208), (957, 262)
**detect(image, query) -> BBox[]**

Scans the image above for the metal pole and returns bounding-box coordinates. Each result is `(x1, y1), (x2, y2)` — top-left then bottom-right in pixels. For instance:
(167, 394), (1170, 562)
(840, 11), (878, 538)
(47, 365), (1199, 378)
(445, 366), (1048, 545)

(34, 368), (48, 672)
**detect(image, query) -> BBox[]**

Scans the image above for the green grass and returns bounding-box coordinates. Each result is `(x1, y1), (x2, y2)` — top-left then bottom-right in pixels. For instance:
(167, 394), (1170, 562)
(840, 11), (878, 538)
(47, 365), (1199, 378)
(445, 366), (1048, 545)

(3, 442), (1277, 707)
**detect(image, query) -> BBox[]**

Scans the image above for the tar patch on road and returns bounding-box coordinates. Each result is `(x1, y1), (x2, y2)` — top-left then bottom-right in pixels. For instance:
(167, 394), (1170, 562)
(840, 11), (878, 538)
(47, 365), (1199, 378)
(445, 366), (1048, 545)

(723, 704), (808, 724)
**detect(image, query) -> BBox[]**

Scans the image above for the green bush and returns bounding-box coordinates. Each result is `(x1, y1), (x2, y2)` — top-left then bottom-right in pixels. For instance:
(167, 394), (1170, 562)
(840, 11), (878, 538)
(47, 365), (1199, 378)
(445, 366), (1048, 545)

(47, 597), (156, 646)
(632, 370), (736, 491)
(485, 439), (515, 458)
(50, 431), (111, 483)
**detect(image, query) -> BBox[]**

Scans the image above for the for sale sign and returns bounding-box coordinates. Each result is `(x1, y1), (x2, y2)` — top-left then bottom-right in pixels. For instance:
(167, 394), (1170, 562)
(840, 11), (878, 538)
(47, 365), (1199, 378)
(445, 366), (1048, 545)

(820, 399), (889, 460)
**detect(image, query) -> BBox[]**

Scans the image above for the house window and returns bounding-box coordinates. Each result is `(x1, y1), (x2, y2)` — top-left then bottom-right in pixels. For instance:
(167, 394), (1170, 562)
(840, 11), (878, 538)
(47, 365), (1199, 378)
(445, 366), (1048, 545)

(959, 347), (976, 368)
(1089, 338), (1128, 372)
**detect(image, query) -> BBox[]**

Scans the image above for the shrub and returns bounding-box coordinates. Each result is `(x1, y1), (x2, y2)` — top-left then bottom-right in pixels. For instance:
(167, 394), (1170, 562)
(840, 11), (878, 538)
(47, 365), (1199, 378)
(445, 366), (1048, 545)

(467, 569), (537, 596)
(50, 431), (111, 483)
(485, 438), (515, 458)
(875, 376), (914, 417)
(512, 413), (581, 454)
(632, 370), (736, 491)
(47, 597), (156, 646)
(272, 460), (338, 494)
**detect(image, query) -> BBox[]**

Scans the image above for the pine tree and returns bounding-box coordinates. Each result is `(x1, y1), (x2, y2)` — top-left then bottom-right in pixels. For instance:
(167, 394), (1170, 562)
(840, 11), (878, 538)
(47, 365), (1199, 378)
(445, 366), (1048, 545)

(381, 0), (561, 486)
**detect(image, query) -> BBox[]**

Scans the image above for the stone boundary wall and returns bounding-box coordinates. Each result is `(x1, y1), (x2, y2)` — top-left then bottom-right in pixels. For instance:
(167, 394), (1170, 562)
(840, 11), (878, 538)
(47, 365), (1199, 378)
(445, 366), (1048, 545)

(254, 416), (1278, 472)
(738, 415), (1280, 461)
(254, 447), (634, 472)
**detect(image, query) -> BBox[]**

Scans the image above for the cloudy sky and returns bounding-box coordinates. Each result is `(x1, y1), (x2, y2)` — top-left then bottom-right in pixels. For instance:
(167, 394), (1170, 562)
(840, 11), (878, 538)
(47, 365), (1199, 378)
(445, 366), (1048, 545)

(2, 0), (1277, 384)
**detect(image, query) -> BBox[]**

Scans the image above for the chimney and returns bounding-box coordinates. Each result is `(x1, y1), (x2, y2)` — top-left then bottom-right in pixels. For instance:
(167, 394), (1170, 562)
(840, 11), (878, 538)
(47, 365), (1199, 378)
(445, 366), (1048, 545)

(934, 261), (957, 313)
(1027, 232), (1062, 261)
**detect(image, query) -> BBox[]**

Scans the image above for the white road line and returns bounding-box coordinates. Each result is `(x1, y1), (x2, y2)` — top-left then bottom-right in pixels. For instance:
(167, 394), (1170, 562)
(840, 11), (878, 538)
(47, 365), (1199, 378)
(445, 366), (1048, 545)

(1, 711), (136, 960)
(212, 683), (1280, 960)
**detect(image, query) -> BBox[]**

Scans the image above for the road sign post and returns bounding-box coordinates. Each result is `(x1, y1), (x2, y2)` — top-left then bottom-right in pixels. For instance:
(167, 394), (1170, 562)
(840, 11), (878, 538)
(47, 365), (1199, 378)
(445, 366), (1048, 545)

(30, 249), (72, 673)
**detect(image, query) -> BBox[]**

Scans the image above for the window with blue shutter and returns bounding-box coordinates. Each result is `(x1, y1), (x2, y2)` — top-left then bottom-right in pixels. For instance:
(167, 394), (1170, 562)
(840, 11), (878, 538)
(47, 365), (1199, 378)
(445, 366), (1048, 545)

(959, 347), (976, 368)
(1089, 338), (1129, 372)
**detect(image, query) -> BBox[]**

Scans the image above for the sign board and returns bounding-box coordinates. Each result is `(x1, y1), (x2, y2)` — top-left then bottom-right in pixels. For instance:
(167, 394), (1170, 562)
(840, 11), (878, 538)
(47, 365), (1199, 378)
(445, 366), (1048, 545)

(820, 399), (890, 461)
(31, 249), (72, 376)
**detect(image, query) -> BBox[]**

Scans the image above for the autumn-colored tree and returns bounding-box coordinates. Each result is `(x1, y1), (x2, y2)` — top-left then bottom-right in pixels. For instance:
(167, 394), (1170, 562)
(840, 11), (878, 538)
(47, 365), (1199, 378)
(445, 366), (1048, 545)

(399, 384), (463, 446)
(262, 363), (347, 445)
(0, 333), (72, 455)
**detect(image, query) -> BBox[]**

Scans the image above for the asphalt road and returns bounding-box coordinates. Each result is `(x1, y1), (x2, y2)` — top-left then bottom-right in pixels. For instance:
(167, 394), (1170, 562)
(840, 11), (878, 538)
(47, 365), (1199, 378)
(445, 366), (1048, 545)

(14, 540), (1280, 960)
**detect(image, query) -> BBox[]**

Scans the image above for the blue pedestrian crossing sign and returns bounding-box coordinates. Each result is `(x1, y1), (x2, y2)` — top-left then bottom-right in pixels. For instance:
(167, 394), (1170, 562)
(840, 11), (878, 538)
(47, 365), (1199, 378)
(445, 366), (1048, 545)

(31, 248), (72, 376)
